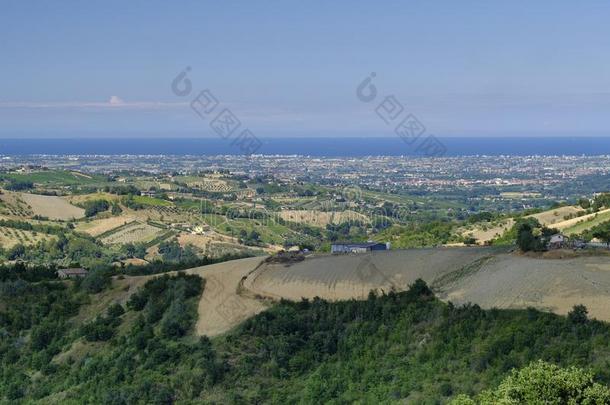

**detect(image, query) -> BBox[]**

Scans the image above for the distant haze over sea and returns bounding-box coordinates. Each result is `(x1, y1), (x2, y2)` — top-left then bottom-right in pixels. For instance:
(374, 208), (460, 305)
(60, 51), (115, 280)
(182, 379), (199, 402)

(0, 137), (608, 157)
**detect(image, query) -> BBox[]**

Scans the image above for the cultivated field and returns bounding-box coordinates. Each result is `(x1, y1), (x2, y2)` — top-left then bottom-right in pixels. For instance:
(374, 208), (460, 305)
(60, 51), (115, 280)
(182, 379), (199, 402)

(76, 215), (136, 237)
(20, 193), (85, 220)
(439, 253), (610, 320)
(245, 248), (495, 301)
(186, 257), (268, 336)
(245, 248), (610, 323)
(178, 176), (234, 192)
(0, 191), (33, 218)
(64, 192), (119, 205)
(0, 226), (56, 247)
(176, 232), (266, 257)
(551, 208), (610, 233)
(100, 221), (164, 245)
(96, 247), (610, 337)
(279, 209), (369, 227)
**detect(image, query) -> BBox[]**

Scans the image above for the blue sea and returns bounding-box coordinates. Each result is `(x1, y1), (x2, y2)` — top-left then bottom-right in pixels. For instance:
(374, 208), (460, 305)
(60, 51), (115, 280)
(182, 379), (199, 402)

(0, 137), (607, 156)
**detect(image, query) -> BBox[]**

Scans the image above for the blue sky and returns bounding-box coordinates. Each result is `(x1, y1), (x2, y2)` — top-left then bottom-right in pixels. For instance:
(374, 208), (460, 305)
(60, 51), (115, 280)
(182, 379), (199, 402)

(1, 1), (610, 138)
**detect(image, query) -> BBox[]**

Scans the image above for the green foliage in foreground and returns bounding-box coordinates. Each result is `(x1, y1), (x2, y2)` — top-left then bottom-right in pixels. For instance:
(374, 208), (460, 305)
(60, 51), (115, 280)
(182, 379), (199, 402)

(2, 277), (610, 403)
(452, 360), (610, 404)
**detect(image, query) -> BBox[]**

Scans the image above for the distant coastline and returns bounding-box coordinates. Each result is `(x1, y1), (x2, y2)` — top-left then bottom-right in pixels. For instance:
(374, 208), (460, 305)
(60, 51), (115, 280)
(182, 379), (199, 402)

(0, 137), (608, 156)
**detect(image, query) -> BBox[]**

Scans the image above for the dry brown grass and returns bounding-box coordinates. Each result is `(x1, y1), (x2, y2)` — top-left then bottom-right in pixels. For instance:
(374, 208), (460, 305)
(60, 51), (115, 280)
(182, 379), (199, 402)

(76, 215), (136, 237)
(546, 207), (610, 231)
(64, 192), (120, 205)
(529, 205), (585, 227)
(0, 226), (56, 247)
(462, 219), (514, 245)
(20, 192), (84, 220)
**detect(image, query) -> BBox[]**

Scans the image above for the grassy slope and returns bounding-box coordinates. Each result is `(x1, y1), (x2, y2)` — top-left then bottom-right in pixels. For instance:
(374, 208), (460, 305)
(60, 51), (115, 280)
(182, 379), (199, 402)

(563, 210), (610, 235)
(1, 170), (106, 186)
(132, 195), (173, 207)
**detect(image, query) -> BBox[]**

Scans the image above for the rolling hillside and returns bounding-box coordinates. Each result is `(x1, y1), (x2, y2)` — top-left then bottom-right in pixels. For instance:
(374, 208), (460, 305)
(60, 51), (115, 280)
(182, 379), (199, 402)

(72, 246), (610, 338)
(244, 248), (610, 327)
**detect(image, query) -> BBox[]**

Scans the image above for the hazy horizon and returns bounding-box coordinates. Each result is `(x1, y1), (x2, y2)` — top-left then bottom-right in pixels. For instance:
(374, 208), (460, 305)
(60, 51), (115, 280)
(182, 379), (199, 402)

(3, 1), (610, 139)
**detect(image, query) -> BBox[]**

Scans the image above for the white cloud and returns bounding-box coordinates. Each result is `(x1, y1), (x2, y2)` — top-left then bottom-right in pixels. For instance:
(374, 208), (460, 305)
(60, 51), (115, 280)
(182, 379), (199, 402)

(108, 95), (125, 105)
(0, 99), (188, 110)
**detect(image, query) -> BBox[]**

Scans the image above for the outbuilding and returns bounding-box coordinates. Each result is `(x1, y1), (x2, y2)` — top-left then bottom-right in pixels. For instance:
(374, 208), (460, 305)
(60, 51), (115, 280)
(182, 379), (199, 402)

(57, 268), (88, 279)
(331, 241), (390, 254)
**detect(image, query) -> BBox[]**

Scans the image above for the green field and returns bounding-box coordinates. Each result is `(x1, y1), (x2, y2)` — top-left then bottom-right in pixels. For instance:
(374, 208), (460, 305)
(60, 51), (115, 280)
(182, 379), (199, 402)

(0, 170), (106, 186)
(216, 217), (293, 245)
(563, 210), (610, 235)
(132, 195), (173, 207)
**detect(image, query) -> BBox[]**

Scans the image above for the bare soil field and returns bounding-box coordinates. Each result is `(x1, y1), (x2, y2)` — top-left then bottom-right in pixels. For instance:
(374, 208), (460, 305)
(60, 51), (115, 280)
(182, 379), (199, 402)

(88, 248), (610, 337)
(19, 192), (85, 220)
(244, 248), (610, 323)
(439, 253), (610, 321)
(245, 248), (496, 301)
(185, 257), (268, 336)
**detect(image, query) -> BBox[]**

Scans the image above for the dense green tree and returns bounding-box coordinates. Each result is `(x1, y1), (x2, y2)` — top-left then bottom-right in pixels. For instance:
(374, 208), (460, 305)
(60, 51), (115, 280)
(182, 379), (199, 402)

(592, 222), (610, 247)
(452, 361), (610, 404)
(83, 199), (110, 217)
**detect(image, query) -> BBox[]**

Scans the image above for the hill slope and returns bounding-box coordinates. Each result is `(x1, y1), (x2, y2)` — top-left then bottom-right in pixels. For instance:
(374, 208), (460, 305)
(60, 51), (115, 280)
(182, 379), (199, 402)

(4, 275), (610, 403)
(245, 248), (610, 323)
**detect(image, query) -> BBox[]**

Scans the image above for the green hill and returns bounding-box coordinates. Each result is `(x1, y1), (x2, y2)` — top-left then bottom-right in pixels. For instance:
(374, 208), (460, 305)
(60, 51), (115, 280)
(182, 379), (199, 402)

(2, 272), (610, 403)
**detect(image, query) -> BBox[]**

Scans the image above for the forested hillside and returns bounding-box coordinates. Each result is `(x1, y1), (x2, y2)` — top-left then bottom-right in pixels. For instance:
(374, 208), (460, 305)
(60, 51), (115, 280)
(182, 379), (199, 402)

(1, 273), (610, 403)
